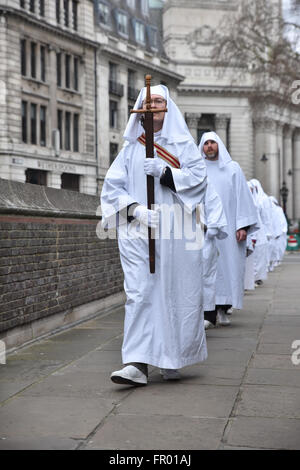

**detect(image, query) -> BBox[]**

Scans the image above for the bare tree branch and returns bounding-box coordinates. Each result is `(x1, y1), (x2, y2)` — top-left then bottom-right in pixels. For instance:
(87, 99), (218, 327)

(211, 0), (300, 108)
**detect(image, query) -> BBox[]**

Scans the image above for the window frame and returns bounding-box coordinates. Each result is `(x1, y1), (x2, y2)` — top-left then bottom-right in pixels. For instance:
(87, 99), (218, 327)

(98, 1), (110, 26)
(135, 20), (145, 45)
(116, 10), (129, 37)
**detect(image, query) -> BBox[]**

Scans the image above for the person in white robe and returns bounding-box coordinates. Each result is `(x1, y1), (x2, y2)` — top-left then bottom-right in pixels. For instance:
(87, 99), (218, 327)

(269, 196), (288, 267)
(249, 179), (274, 275)
(198, 132), (258, 328)
(247, 180), (269, 285)
(244, 234), (256, 291)
(201, 180), (228, 328)
(101, 84), (208, 386)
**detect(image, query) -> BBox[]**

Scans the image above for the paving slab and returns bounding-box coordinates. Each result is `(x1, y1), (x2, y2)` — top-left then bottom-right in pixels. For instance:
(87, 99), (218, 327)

(84, 415), (228, 450)
(225, 417), (300, 450)
(256, 342), (295, 355)
(0, 396), (115, 441)
(244, 367), (300, 388)
(114, 382), (239, 419)
(234, 384), (300, 418)
(18, 366), (133, 402)
(249, 353), (298, 370)
(161, 364), (246, 386)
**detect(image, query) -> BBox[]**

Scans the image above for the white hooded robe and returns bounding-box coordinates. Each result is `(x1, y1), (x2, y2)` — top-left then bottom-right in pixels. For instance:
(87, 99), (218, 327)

(199, 132), (258, 309)
(101, 85), (208, 369)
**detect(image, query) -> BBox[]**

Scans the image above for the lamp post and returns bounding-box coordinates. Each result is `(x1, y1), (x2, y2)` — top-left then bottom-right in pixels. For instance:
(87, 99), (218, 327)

(280, 181), (289, 219)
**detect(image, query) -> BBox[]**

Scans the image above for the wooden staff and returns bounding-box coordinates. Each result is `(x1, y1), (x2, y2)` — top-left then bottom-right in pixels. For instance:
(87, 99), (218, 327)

(130, 75), (167, 273)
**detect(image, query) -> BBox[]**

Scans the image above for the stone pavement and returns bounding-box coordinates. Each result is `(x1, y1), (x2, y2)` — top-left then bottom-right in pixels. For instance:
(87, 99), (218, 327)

(0, 252), (300, 450)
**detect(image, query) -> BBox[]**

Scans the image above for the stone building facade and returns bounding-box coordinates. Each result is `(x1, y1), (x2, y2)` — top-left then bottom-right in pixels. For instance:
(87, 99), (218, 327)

(0, 0), (182, 196)
(0, 0), (98, 194)
(162, 0), (300, 221)
(94, 0), (183, 189)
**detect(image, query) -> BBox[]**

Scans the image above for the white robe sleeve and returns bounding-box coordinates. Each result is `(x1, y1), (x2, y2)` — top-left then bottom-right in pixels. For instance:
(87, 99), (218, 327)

(101, 147), (137, 228)
(235, 164), (259, 235)
(204, 180), (228, 240)
(169, 140), (207, 211)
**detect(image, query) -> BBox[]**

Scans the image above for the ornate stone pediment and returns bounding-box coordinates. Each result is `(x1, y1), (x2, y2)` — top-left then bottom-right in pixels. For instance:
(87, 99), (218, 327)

(187, 25), (215, 58)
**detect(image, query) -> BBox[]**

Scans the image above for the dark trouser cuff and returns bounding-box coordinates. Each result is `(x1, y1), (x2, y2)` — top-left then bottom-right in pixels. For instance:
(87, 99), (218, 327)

(125, 362), (148, 377)
(204, 310), (217, 325)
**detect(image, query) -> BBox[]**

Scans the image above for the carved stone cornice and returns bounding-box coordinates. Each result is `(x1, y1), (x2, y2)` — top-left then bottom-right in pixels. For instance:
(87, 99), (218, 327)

(253, 118), (277, 133)
(293, 128), (300, 140)
(215, 114), (230, 130)
(284, 126), (295, 139)
(185, 112), (201, 128)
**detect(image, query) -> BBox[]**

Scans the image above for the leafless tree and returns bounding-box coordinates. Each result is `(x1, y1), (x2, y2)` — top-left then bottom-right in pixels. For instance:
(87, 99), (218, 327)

(212, 0), (300, 108)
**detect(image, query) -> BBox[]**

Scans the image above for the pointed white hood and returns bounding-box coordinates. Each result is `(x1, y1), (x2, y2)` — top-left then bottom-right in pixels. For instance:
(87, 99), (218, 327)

(198, 131), (232, 168)
(123, 84), (194, 144)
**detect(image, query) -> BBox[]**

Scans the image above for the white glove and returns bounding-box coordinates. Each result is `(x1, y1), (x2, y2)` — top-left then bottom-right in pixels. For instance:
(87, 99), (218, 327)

(206, 228), (218, 239)
(133, 205), (160, 229)
(144, 156), (165, 178)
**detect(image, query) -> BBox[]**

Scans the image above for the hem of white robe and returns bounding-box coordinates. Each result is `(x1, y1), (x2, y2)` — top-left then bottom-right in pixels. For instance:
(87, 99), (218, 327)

(215, 295), (242, 309)
(122, 350), (208, 369)
(204, 304), (215, 311)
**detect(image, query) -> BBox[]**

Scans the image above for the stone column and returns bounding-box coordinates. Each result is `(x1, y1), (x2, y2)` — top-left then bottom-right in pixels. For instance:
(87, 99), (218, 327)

(283, 126), (294, 219)
(276, 122), (284, 190)
(48, 46), (58, 153)
(47, 172), (62, 189)
(185, 113), (201, 143)
(80, 174), (97, 195)
(265, 120), (280, 198)
(253, 118), (268, 191)
(293, 129), (300, 220)
(215, 114), (229, 147)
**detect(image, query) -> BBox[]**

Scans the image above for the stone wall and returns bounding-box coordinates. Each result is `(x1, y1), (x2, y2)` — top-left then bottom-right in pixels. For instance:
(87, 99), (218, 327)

(0, 179), (124, 349)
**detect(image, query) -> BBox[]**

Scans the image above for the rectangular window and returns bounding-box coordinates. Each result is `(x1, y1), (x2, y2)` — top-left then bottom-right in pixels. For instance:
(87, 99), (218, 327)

(26, 169), (47, 186)
(57, 109), (63, 149)
(73, 113), (79, 152)
(140, 0), (149, 16)
(109, 62), (117, 82)
(30, 42), (36, 79)
(128, 104), (134, 118)
(127, 0), (135, 9)
(61, 173), (80, 192)
(99, 2), (110, 25)
(65, 54), (71, 89)
(64, 0), (69, 27)
(40, 45), (46, 82)
(72, 0), (78, 30)
(117, 11), (128, 35)
(74, 57), (79, 91)
(20, 0), (25, 8)
(22, 101), (27, 143)
(148, 26), (158, 49)
(39, 0), (45, 16)
(109, 100), (118, 129)
(110, 143), (119, 165)
(40, 106), (46, 147)
(29, 0), (35, 13)
(128, 70), (137, 101)
(30, 103), (37, 144)
(56, 0), (60, 23)
(65, 111), (71, 150)
(21, 39), (26, 76)
(135, 21), (145, 44)
(56, 52), (61, 87)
